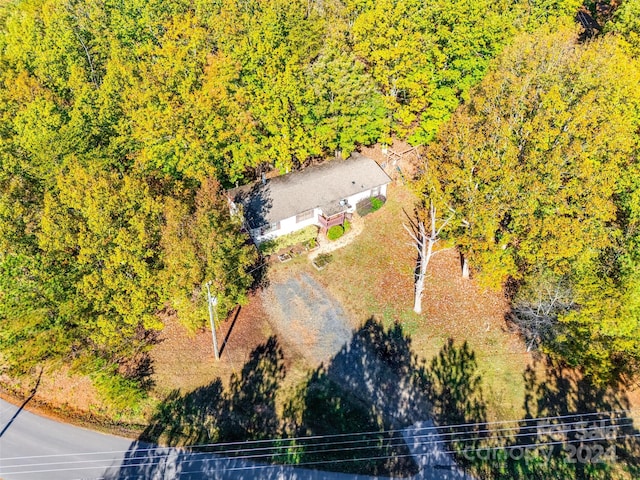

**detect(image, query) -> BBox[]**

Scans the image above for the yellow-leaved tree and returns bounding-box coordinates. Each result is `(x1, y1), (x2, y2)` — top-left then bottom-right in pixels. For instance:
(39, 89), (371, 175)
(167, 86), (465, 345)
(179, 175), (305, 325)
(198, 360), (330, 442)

(424, 25), (640, 382)
(160, 178), (258, 331)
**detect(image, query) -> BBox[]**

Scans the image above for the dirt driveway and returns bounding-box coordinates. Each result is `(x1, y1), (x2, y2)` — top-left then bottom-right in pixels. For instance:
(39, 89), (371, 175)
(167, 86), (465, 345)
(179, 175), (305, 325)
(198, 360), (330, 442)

(262, 273), (353, 364)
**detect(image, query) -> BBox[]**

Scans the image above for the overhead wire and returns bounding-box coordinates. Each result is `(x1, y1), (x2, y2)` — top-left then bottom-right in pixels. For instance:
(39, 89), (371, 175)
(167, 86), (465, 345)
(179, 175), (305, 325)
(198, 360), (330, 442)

(2, 410), (638, 476)
(5, 229), (637, 473)
(3, 408), (635, 462)
(3, 409), (637, 461)
(1, 419), (632, 471)
(4, 432), (639, 478)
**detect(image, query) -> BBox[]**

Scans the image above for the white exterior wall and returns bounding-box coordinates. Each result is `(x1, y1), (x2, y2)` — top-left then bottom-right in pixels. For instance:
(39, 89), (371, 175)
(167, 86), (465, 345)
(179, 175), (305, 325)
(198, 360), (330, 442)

(250, 208), (322, 244)
(249, 184), (388, 244)
(344, 183), (387, 212)
(345, 190), (372, 212)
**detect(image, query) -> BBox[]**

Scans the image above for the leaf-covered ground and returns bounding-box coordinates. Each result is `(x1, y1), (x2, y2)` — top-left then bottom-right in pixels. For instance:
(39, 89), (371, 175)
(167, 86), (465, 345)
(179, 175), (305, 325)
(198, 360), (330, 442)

(4, 163), (640, 464)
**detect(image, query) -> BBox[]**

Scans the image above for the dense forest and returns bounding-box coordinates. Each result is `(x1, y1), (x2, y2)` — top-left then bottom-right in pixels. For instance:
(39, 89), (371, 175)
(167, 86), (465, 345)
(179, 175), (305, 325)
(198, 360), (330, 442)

(423, 20), (640, 383)
(0, 0), (639, 402)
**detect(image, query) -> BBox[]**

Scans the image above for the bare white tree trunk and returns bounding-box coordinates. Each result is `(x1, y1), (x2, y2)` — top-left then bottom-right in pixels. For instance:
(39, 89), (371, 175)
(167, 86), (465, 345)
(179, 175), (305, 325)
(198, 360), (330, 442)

(405, 201), (452, 314)
(461, 253), (470, 279)
(413, 222), (428, 314)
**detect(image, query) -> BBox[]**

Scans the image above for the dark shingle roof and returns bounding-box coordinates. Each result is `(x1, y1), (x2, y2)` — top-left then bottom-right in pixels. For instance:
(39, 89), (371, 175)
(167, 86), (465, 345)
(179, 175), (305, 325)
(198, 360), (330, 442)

(229, 154), (391, 228)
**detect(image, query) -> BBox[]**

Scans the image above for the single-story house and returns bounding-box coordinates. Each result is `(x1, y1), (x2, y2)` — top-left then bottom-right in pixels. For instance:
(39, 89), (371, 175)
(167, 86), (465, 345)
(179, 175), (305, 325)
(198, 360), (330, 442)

(228, 153), (392, 244)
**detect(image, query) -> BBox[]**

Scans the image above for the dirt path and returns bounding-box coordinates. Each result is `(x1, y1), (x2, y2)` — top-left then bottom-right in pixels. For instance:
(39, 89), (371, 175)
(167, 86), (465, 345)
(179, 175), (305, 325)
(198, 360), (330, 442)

(261, 273), (353, 365)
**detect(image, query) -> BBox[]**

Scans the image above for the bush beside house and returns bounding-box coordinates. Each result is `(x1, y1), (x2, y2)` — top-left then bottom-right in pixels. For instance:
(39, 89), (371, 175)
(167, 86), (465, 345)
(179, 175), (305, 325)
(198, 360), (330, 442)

(327, 220), (351, 241)
(259, 225), (318, 255)
(356, 196), (386, 216)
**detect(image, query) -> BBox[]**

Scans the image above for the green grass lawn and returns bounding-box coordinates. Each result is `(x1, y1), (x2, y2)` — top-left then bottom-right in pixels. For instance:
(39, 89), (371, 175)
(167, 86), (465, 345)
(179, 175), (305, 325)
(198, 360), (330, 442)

(10, 180), (638, 479)
(270, 182), (534, 423)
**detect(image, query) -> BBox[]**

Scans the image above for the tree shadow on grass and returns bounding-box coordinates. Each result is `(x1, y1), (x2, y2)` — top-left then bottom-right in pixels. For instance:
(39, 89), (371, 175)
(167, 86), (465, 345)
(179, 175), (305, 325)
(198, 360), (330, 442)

(139, 336), (285, 447)
(281, 319), (488, 478)
(466, 357), (640, 480)
(321, 318), (430, 426)
(106, 319), (490, 479)
(423, 338), (488, 472)
(281, 318), (426, 476)
(105, 336), (286, 479)
(138, 380), (226, 448)
(220, 336), (285, 442)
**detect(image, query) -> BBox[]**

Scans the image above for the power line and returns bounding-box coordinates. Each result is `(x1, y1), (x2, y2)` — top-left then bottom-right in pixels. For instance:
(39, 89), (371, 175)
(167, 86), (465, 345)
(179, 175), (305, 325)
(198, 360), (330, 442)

(168, 432), (640, 474)
(3, 432), (638, 478)
(1, 409), (631, 460)
(178, 432), (640, 469)
(3, 409), (636, 461)
(2, 419), (632, 472)
(2, 410), (637, 467)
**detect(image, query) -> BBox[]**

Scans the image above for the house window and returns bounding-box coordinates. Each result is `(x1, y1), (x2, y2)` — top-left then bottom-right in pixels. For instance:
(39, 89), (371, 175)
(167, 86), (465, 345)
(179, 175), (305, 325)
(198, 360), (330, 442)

(371, 186), (381, 197)
(261, 221), (280, 235)
(296, 209), (314, 223)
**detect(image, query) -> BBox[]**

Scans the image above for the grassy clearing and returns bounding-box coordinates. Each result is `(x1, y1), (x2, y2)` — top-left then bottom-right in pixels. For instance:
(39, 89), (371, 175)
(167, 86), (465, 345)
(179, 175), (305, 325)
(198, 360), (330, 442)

(0, 182), (539, 431)
(313, 184), (416, 324)
(268, 182), (533, 422)
(5, 177), (639, 479)
(8, 178), (639, 473)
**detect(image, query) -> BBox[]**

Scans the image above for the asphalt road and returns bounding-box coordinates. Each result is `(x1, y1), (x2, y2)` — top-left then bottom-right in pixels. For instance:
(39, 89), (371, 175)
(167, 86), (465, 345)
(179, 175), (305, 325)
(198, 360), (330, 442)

(0, 397), (133, 479)
(0, 398), (474, 480)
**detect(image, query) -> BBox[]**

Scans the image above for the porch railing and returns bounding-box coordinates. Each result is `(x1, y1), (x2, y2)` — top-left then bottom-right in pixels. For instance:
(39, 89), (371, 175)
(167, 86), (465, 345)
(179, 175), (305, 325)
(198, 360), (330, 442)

(318, 212), (346, 229)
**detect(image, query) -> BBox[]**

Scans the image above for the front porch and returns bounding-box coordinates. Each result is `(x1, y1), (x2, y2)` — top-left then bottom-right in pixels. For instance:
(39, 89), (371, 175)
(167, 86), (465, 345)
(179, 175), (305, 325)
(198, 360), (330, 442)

(318, 211), (352, 232)
(310, 212), (364, 260)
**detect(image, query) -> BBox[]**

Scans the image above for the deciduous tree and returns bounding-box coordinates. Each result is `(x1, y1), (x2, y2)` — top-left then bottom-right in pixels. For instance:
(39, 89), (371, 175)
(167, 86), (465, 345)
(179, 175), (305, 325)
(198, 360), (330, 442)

(424, 26), (640, 381)
(160, 179), (258, 330)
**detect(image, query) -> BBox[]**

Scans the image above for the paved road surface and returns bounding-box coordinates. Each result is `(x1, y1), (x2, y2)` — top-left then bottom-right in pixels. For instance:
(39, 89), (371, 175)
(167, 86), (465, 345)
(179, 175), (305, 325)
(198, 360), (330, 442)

(0, 398), (474, 480)
(1, 397), (133, 479)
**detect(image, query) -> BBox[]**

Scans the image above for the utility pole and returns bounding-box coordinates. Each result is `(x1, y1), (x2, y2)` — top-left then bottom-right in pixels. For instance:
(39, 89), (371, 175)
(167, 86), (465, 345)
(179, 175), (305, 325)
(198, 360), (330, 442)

(205, 281), (220, 360)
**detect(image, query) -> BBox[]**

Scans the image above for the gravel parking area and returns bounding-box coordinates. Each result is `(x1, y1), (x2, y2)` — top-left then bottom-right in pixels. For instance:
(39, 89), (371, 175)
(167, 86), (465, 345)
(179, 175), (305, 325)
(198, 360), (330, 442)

(262, 273), (353, 364)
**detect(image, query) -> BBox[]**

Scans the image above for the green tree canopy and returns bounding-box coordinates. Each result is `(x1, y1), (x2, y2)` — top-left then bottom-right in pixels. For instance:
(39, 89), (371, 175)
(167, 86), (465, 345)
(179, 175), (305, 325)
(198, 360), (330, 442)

(423, 26), (640, 382)
(160, 178), (258, 330)
(606, 0), (640, 57)
(0, 0), (590, 397)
